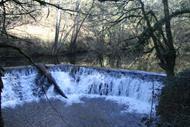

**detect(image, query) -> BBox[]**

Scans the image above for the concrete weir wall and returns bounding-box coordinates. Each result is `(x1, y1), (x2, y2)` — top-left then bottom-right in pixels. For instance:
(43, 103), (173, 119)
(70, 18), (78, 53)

(2, 64), (165, 114)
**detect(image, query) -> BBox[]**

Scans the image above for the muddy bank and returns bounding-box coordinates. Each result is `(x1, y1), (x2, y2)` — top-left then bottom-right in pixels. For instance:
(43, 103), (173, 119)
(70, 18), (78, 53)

(2, 97), (146, 127)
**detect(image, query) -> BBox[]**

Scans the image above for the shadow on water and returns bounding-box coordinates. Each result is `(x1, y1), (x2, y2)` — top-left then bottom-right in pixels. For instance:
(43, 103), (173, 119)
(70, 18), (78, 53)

(0, 51), (170, 72)
(3, 98), (146, 127)
(0, 52), (127, 69)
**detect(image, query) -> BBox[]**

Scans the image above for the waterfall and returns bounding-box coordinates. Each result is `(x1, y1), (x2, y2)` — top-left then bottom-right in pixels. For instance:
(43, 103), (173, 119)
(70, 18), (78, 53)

(2, 64), (165, 113)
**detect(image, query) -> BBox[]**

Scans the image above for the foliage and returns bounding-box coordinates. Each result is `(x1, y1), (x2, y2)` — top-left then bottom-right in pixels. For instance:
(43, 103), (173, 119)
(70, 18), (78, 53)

(157, 69), (190, 127)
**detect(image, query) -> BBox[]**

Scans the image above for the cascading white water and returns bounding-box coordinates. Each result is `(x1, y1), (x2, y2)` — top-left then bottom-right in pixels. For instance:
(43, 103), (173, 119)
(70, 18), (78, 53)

(2, 64), (165, 113)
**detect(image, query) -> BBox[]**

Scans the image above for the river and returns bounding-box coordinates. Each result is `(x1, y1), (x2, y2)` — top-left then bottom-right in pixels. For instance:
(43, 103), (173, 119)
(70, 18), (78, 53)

(1, 64), (165, 127)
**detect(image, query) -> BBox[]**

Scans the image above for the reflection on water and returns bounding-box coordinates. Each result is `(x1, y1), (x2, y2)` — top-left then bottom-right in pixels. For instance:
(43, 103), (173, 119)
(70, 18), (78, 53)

(1, 51), (189, 76)
(0, 53), (127, 68)
(0, 52), (163, 72)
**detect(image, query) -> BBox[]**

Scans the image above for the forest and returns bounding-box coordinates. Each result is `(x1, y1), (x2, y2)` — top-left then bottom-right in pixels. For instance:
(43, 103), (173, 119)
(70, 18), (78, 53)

(0, 0), (190, 127)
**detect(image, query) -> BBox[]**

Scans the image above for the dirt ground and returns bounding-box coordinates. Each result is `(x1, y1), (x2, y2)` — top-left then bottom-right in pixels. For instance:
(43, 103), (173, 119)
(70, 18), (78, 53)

(2, 97), (146, 127)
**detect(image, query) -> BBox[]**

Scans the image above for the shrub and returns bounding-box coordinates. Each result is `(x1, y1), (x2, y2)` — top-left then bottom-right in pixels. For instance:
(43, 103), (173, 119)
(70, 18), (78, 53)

(157, 69), (190, 127)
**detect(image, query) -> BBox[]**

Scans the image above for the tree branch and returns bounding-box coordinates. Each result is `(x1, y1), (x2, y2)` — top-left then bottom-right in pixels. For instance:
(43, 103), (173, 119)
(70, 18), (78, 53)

(0, 43), (67, 98)
(138, 8), (190, 45)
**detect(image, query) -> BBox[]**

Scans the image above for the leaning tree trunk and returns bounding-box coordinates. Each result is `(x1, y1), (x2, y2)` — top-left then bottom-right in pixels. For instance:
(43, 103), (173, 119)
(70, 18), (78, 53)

(36, 64), (67, 98)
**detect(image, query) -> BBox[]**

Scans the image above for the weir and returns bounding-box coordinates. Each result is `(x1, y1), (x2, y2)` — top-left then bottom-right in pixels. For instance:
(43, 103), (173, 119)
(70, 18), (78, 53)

(1, 64), (165, 113)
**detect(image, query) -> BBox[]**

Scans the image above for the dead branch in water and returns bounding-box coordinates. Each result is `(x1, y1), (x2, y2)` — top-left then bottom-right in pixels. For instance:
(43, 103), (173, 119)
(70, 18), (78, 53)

(36, 64), (67, 98)
(0, 43), (67, 98)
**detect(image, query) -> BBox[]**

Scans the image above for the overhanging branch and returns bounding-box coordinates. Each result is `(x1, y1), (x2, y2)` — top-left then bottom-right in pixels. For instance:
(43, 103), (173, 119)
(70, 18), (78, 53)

(138, 8), (190, 44)
(0, 43), (67, 98)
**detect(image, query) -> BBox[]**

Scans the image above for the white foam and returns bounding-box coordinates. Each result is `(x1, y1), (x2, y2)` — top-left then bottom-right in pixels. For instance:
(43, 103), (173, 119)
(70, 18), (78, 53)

(105, 96), (152, 114)
(2, 65), (163, 114)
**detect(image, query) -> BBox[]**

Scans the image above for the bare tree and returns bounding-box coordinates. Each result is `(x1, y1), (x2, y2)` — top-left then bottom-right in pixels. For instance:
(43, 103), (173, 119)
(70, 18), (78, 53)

(69, 0), (81, 54)
(69, 0), (94, 54)
(51, 0), (62, 56)
(98, 0), (190, 77)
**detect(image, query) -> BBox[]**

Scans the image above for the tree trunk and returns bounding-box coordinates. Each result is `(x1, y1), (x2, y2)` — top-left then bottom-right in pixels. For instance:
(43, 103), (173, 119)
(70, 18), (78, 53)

(52, 0), (61, 55)
(0, 68), (4, 127)
(162, 0), (176, 77)
(69, 0), (80, 54)
(36, 64), (67, 98)
(138, 0), (176, 77)
(0, 91), (3, 127)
